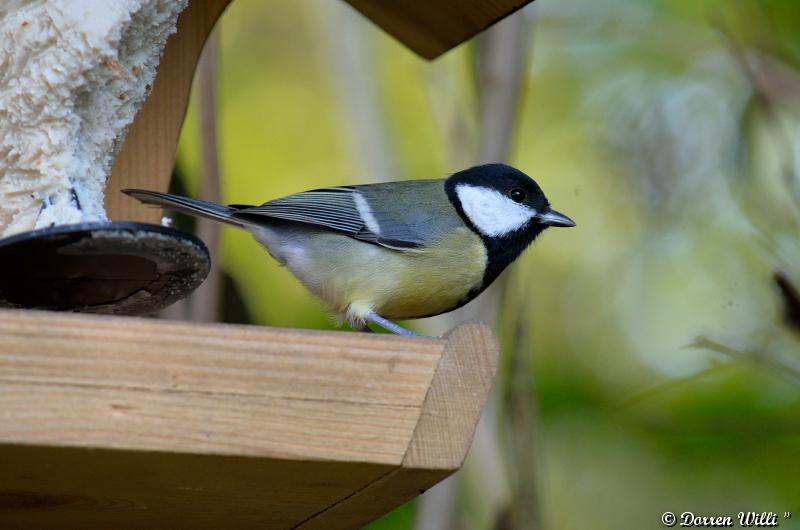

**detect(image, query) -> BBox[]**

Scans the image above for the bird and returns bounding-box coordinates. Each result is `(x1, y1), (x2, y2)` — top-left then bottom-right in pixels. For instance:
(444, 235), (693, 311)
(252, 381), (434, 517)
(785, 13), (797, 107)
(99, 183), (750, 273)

(124, 163), (575, 336)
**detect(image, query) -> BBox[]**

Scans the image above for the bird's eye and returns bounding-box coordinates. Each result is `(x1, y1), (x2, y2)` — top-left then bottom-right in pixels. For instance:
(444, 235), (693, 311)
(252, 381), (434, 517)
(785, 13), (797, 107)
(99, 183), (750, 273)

(509, 188), (526, 203)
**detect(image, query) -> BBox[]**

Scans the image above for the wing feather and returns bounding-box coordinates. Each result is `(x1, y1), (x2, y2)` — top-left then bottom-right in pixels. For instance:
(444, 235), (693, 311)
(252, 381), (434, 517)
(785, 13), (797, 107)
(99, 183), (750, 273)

(235, 188), (363, 232)
(231, 181), (454, 251)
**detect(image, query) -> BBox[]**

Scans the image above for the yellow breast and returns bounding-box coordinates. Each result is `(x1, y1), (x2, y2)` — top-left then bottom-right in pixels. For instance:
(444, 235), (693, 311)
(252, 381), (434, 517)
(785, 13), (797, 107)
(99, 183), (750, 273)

(267, 226), (487, 323)
(343, 228), (487, 320)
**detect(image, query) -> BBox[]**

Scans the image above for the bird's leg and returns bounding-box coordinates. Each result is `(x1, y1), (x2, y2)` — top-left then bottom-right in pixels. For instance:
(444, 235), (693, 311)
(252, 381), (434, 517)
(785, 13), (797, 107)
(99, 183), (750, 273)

(364, 310), (427, 338)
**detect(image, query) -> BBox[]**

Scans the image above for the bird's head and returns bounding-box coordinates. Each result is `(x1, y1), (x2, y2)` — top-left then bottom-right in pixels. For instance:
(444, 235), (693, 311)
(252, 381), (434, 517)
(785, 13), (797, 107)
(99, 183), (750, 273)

(445, 163), (575, 240)
(444, 163), (575, 287)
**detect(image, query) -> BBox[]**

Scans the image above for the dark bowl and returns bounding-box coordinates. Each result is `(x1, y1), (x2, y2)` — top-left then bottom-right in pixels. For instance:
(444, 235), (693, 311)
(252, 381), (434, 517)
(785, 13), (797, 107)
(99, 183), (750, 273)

(0, 222), (210, 315)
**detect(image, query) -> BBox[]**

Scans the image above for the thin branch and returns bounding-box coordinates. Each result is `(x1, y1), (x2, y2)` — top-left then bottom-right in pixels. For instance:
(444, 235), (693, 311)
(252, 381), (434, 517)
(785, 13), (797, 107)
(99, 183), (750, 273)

(188, 28), (223, 323)
(318, 1), (396, 184)
(693, 335), (800, 385)
(499, 293), (541, 530)
(414, 7), (534, 530)
(713, 14), (800, 215)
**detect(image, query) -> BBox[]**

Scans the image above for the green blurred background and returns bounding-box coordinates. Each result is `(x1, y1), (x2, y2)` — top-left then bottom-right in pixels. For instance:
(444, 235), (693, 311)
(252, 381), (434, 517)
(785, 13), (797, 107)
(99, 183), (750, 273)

(172, 0), (800, 528)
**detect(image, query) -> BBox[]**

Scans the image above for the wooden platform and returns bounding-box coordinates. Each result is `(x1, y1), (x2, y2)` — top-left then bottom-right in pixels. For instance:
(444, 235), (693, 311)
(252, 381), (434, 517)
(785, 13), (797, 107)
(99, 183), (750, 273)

(0, 309), (498, 529)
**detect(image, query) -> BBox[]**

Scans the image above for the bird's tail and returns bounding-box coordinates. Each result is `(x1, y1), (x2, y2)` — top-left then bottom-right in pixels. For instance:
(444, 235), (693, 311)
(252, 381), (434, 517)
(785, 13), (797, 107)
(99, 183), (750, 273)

(123, 189), (249, 228)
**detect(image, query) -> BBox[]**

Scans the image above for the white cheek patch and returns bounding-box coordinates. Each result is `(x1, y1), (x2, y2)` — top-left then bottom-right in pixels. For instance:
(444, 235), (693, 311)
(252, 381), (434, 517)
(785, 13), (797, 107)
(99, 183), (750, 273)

(455, 184), (536, 237)
(353, 192), (381, 235)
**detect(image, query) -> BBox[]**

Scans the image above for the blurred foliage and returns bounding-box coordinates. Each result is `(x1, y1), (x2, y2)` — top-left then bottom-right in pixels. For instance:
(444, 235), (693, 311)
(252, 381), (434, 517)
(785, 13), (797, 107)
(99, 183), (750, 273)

(176, 0), (800, 528)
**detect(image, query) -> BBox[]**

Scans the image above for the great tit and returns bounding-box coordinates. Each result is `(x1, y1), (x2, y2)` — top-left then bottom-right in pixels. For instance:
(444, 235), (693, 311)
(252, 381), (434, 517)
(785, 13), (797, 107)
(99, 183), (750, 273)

(124, 163), (574, 336)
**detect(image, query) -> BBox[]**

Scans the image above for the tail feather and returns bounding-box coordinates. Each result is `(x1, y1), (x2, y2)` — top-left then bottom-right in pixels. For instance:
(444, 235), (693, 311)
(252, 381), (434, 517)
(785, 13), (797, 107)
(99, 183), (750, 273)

(123, 189), (249, 228)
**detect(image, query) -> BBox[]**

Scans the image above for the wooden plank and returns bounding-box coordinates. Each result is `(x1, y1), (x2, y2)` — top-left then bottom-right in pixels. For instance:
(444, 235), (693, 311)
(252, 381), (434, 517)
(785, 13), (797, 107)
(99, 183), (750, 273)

(344, 0), (533, 59)
(0, 310), (441, 463)
(403, 322), (499, 470)
(0, 310), (499, 528)
(106, 0), (233, 223)
(0, 444), (392, 530)
(294, 323), (499, 529)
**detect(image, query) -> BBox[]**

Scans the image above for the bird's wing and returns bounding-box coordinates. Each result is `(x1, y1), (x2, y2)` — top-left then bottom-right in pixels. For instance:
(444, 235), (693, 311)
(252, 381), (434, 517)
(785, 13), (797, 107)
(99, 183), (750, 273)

(232, 180), (458, 251)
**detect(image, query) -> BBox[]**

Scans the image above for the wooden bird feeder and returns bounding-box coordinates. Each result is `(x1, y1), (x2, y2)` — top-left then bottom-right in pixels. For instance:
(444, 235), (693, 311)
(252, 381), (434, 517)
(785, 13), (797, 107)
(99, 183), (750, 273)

(0, 0), (529, 527)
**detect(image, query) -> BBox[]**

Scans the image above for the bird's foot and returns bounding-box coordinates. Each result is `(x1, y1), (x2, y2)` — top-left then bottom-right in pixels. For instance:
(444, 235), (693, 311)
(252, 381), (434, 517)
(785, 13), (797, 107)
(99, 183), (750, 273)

(364, 311), (432, 338)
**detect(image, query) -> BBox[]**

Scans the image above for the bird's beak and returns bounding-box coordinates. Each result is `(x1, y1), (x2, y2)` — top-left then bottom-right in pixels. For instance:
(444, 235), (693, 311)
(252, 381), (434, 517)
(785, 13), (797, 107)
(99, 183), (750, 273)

(537, 209), (576, 227)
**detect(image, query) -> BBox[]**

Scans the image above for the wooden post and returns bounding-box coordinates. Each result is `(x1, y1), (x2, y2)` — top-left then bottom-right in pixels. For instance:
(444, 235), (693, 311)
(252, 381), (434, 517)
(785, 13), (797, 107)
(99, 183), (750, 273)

(105, 0), (232, 223)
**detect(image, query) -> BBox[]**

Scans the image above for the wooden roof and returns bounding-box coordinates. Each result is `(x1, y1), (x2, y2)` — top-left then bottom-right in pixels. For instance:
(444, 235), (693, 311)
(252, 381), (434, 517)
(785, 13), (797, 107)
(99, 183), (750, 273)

(345, 0), (534, 59)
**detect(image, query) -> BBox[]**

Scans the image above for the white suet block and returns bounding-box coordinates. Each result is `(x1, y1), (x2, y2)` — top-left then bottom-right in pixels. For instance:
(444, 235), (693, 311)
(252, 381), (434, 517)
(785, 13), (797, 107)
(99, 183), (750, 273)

(0, 0), (188, 237)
